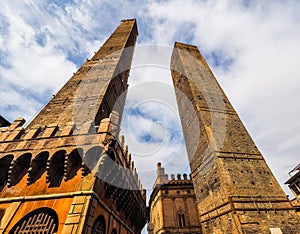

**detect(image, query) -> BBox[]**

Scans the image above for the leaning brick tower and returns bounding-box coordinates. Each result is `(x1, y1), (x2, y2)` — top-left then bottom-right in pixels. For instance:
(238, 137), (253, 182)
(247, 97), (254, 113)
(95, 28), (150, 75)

(0, 19), (146, 234)
(171, 42), (300, 233)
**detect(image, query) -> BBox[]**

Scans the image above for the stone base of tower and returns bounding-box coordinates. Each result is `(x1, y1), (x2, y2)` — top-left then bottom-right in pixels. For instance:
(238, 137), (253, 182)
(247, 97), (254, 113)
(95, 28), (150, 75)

(200, 207), (300, 234)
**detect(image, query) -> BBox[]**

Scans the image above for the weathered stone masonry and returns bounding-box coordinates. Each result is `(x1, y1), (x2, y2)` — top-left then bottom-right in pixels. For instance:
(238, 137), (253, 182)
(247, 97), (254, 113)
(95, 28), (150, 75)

(1, 18), (299, 234)
(171, 42), (300, 234)
(0, 19), (146, 234)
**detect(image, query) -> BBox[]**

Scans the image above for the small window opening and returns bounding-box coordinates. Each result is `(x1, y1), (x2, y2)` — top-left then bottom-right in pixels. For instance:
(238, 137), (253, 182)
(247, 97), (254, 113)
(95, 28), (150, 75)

(178, 212), (186, 227)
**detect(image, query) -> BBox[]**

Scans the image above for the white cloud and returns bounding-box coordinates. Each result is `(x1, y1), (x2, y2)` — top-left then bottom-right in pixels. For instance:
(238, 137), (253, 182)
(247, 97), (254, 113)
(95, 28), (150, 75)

(0, 0), (299, 205)
(144, 0), (300, 196)
(120, 67), (188, 190)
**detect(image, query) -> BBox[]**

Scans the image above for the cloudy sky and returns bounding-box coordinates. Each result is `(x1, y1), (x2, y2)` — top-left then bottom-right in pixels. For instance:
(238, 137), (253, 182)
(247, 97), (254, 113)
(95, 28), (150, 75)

(1, 0), (300, 210)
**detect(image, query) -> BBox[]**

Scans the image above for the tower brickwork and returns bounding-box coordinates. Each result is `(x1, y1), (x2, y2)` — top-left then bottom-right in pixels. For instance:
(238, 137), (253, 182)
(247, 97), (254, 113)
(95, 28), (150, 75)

(0, 19), (146, 234)
(28, 19), (137, 129)
(1, 18), (299, 234)
(148, 163), (202, 234)
(171, 42), (300, 233)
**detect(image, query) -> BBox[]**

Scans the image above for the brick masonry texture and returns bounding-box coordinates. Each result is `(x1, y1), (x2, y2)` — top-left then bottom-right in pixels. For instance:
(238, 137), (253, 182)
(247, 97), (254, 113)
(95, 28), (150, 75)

(171, 42), (300, 233)
(0, 19), (146, 234)
(1, 18), (299, 234)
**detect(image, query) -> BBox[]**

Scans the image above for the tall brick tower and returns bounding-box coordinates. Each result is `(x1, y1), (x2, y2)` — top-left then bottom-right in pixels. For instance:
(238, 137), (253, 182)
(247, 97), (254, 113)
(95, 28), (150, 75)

(0, 19), (146, 234)
(171, 42), (300, 233)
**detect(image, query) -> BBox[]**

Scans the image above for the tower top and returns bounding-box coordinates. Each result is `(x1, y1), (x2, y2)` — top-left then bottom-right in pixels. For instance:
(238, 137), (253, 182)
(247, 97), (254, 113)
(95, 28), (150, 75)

(152, 162), (192, 189)
(121, 18), (137, 22)
(27, 19), (138, 130)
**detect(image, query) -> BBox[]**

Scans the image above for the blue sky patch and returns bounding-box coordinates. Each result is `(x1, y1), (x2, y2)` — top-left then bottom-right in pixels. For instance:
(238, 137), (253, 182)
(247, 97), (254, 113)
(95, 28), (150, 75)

(206, 50), (234, 72)
(173, 21), (196, 45)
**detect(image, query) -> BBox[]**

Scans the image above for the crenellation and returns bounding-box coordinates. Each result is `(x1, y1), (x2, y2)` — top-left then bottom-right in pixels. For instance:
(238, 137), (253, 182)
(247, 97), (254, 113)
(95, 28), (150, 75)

(1, 18), (297, 234)
(60, 122), (75, 136)
(23, 126), (42, 140)
(123, 145), (128, 158)
(78, 121), (93, 134)
(118, 134), (125, 147)
(149, 163), (201, 233)
(126, 152), (131, 167)
(5, 126), (24, 141)
(41, 123), (58, 138)
(0, 130), (10, 141)
(7, 117), (26, 131)
(0, 19), (146, 234)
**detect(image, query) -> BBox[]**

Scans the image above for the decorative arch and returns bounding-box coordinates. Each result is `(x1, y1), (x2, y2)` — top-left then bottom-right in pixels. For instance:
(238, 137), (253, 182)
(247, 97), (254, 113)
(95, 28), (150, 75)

(8, 153), (31, 187)
(83, 146), (102, 175)
(91, 215), (106, 234)
(27, 151), (49, 185)
(64, 148), (83, 181)
(0, 154), (14, 191)
(46, 150), (66, 187)
(9, 207), (58, 234)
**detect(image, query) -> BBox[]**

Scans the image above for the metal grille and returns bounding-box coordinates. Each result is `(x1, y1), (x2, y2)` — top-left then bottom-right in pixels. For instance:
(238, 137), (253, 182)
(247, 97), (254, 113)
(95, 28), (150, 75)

(10, 208), (58, 234)
(91, 216), (106, 234)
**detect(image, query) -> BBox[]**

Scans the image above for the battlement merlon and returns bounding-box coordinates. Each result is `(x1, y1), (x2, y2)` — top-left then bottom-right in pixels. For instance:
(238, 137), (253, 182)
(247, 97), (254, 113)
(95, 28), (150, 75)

(0, 112), (145, 194)
(153, 162), (192, 189)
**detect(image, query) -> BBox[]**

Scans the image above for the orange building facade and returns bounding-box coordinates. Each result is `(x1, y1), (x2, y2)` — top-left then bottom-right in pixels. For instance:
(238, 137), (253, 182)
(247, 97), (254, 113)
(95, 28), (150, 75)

(0, 19), (146, 234)
(0, 18), (300, 234)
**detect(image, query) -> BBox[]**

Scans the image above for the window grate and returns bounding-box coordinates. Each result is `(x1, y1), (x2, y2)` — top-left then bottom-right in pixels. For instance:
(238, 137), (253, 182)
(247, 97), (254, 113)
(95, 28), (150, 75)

(92, 216), (106, 234)
(9, 208), (58, 234)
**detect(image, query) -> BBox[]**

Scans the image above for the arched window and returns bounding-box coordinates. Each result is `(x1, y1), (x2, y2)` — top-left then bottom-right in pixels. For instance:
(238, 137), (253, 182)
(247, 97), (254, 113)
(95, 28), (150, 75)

(0, 155), (13, 191)
(177, 211), (186, 227)
(9, 207), (58, 234)
(92, 215), (106, 234)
